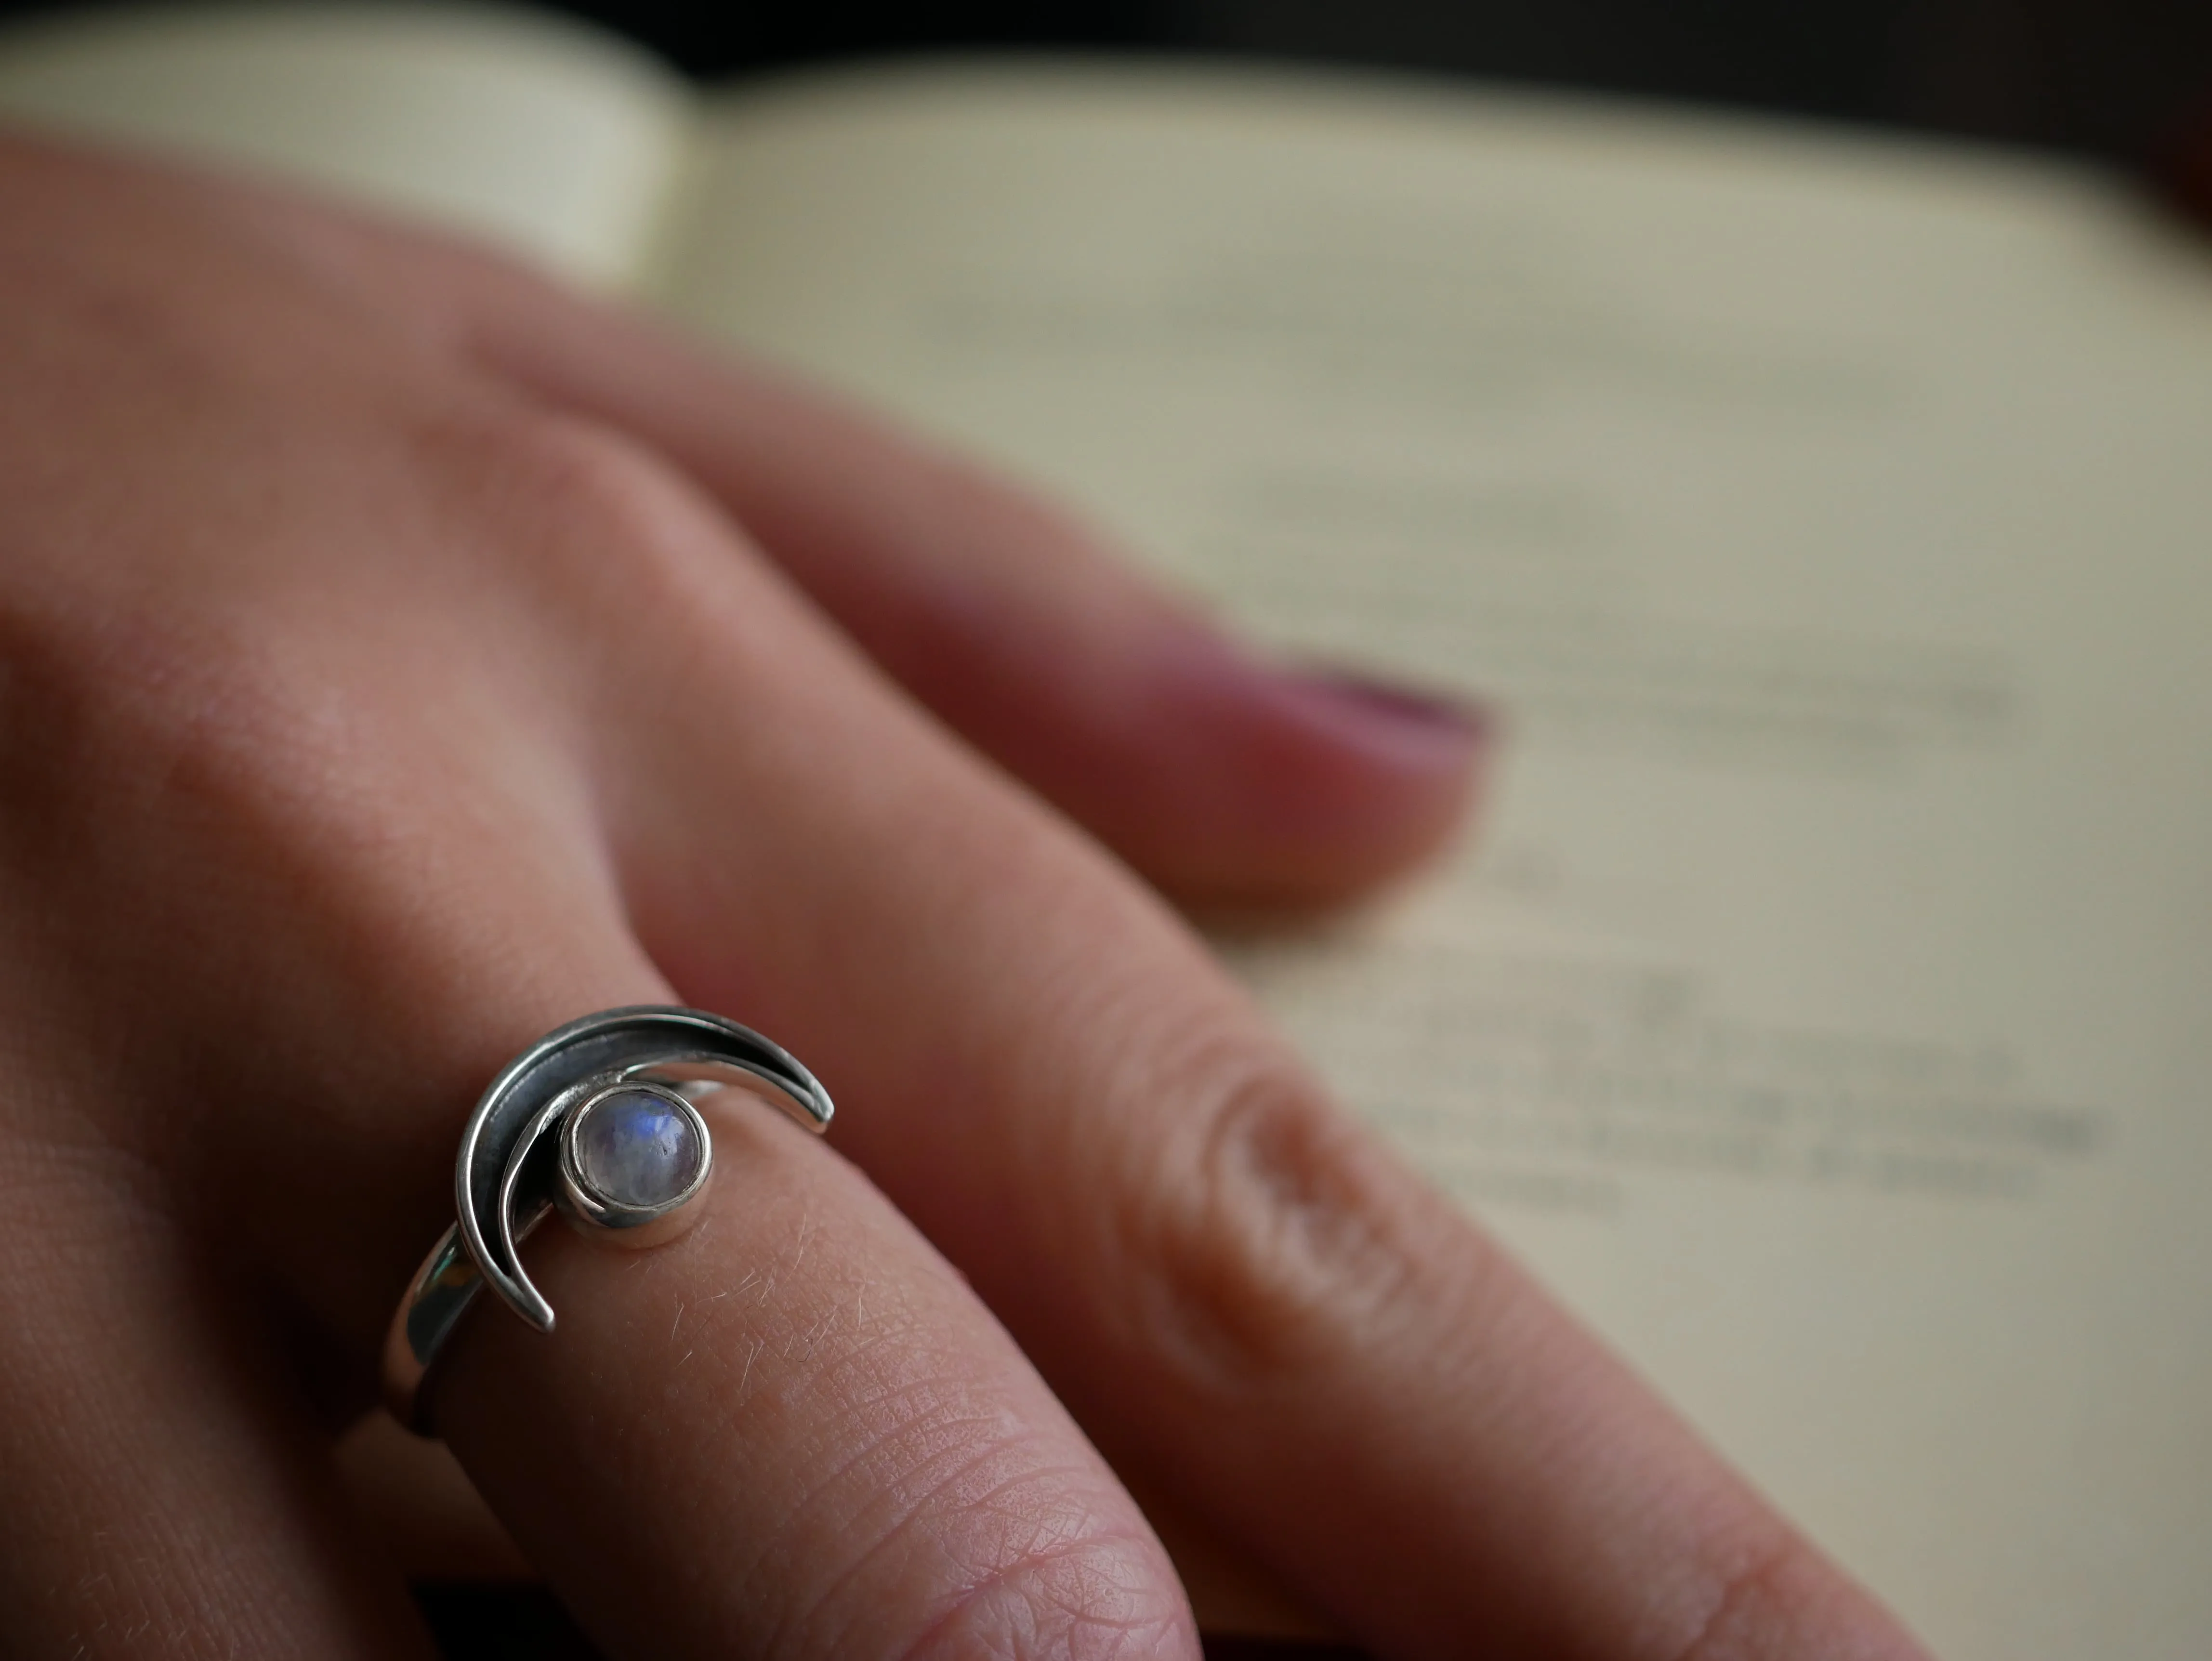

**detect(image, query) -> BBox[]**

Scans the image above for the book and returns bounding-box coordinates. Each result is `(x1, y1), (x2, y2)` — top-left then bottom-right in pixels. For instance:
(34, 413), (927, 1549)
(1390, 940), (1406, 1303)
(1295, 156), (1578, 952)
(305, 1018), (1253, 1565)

(5, 7), (2210, 1657)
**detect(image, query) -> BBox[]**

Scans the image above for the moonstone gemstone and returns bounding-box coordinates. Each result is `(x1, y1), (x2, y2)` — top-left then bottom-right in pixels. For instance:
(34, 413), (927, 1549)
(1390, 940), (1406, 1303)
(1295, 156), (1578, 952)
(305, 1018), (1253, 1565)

(573, 1089), (704, 1210)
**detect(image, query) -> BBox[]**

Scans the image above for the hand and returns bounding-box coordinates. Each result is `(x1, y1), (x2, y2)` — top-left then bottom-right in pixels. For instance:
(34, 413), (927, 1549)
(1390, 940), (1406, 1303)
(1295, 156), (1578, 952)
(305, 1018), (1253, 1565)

(0, 131), (1925, 1660)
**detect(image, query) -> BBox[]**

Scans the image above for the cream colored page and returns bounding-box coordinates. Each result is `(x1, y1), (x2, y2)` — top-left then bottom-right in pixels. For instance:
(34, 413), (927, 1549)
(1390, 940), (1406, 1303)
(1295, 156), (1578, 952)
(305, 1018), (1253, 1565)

(656, 66), (2212, 1660)
(0, 3), (686, 285)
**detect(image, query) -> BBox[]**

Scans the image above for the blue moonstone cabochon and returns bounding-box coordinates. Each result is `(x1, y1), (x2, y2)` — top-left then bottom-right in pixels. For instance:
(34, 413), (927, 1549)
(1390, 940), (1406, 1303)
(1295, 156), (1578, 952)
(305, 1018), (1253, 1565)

(572, 1088), (705, 1210)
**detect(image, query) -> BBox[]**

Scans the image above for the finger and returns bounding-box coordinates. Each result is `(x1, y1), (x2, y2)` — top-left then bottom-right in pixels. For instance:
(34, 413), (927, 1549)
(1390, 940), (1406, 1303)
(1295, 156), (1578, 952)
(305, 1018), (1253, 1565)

(0, 1146), (431, 1659)
(335, 1413), (532, 1582)
(440, 1087), (1197, 1661)
(460, 281), (1488, 908)
(382, 842), (1202, 1658)
(104, 437), (1200, 1661)
(593, 496), (1930, 1658)
(4, 131), (1483, 910)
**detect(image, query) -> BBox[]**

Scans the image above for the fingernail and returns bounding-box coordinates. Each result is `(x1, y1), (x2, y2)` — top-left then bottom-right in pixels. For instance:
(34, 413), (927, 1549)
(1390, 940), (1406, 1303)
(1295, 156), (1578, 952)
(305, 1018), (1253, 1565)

(1275, 663), (1494, 763)
(1291, 666), (1488, 732)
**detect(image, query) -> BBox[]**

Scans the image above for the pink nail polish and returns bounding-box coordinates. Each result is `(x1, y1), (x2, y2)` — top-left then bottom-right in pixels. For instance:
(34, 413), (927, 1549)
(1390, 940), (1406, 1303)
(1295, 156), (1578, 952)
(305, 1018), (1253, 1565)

(1162, 622), (1493, 774)
(1240, 662), (1496, 784)
(1284, 667), (1491, 742)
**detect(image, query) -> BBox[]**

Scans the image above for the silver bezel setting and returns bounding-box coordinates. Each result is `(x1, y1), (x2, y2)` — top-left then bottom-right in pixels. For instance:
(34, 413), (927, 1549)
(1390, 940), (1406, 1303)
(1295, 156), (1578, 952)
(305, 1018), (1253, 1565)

(383, 1006), (832, 1436)
(556, 1081), (715, 1249)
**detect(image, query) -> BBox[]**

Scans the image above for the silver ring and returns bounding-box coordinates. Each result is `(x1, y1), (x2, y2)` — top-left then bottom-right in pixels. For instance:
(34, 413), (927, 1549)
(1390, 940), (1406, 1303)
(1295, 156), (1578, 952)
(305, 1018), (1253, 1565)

(381, 1005), (832, 1434)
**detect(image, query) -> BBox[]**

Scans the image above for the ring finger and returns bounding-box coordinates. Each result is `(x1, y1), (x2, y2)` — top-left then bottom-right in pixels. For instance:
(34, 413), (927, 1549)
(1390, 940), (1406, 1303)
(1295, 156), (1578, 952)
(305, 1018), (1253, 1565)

(34, 401), (1206, 1659)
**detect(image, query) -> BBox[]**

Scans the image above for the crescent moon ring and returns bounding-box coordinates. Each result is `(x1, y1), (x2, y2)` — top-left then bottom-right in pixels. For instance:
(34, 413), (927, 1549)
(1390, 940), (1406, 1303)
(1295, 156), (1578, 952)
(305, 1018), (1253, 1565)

(380, 1005), (832, 1435)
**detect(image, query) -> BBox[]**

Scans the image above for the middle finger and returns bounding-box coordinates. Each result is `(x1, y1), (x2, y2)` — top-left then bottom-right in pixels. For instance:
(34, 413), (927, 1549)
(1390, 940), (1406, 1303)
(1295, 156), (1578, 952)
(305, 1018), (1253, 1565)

(594, 428), (1924, 1658)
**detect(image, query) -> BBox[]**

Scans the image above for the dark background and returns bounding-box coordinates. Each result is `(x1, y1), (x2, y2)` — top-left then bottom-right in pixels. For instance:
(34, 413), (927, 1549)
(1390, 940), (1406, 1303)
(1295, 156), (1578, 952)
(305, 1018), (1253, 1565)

(5, 0), (2212, 164)
(535, 0), (2212, 167)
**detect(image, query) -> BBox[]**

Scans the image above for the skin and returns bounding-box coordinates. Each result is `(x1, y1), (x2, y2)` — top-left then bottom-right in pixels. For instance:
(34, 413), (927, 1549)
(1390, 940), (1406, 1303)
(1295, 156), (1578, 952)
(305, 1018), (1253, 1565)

(0, 131), (1934, 1661)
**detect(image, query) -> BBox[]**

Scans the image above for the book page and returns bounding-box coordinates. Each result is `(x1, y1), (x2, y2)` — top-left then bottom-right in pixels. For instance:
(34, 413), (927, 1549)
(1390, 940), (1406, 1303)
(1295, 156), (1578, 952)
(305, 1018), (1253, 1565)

(0, 2), (688, 286)
(658, 65), (2212, 1660)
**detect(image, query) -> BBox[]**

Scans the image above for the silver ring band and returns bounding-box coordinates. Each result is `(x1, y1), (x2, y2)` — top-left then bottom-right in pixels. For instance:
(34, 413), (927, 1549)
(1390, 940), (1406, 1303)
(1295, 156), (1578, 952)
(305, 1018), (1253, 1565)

(381, 1005), (832, 1434)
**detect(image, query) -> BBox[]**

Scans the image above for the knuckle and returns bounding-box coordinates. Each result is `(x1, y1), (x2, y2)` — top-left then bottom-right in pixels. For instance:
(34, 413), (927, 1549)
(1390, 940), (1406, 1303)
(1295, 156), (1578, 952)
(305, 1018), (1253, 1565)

(1118, 1044), (1427, 1391)
(452, 409), (721, 581)
(895, 1531), (1193, 1661)
(771, 1358), (1190, 1661)
(1659, 1527), (1907, 1661)
(434, 408), (792, 660)
(0, 591), (274, 855)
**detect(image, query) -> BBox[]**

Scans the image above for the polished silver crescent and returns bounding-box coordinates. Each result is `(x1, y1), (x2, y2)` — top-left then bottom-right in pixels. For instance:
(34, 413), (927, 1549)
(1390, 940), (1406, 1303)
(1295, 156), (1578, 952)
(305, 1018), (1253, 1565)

(383, 1006), (830, 1432)
(458, 1005), (832, 1331)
